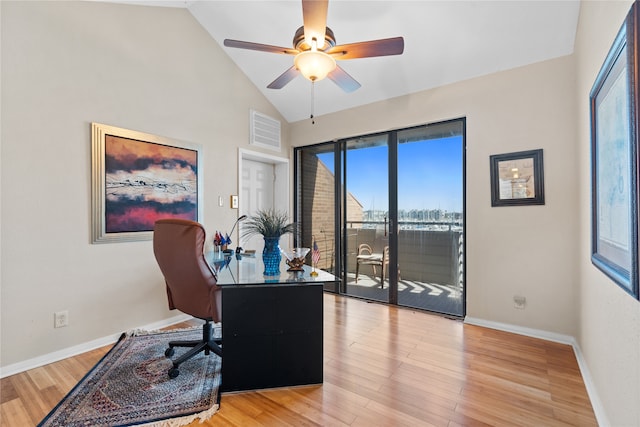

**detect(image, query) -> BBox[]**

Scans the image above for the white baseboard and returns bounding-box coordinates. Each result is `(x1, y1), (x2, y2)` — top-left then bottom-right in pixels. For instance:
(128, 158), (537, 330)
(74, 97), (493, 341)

(0, 313), (191, 379)
(464, 316), (575, 344)
(464, 317), (608, 427)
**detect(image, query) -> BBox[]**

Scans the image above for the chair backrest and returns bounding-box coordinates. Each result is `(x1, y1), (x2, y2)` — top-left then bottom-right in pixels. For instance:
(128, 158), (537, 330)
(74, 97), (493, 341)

(153, 219), (221, 322)
(358, 243), (373, 256)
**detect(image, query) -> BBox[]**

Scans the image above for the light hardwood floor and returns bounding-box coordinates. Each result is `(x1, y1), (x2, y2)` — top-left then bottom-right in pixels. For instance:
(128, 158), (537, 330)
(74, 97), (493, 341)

(1, 294), (597, 426)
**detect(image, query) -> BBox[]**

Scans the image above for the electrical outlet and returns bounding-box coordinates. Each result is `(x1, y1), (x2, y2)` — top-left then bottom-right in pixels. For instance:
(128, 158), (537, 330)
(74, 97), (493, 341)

(54, 310), (69, 328)
(513, 296), (526, 310)
(230, 195), (239, 209)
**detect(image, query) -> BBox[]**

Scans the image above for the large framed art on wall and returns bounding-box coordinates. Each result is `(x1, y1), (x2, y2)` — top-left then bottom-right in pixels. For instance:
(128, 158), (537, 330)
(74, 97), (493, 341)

(590, 2), (640, 300)
(91, 123), (203, 244)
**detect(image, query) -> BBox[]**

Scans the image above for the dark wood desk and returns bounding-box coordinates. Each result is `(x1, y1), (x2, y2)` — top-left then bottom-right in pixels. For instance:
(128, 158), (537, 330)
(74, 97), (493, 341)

(211, 253), (335, 393)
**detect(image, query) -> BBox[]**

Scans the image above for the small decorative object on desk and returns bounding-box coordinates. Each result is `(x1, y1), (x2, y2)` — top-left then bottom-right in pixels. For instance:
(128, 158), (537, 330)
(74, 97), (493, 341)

(310, 236), (320, 277)
(241, 209), (297, 276)
(213, 231), (229, 254)
(262, 237), (281, 276)
(282, 247), (310, 271)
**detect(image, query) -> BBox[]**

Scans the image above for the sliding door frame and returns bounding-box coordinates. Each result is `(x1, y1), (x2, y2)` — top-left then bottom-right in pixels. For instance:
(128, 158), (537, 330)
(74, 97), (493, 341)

(388, 130), (399, 305)
(294, 117), (466, 317)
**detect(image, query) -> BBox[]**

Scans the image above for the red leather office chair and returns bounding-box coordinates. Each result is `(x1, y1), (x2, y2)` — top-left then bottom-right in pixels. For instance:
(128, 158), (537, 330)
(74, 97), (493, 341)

(153, 219), (222, 379)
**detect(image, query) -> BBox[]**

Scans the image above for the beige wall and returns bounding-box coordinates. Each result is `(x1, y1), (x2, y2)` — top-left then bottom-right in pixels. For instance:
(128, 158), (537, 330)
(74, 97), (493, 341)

(291, 54), (580, 336)
(0, 1), (287, 367)
(575, 1), (640, 426)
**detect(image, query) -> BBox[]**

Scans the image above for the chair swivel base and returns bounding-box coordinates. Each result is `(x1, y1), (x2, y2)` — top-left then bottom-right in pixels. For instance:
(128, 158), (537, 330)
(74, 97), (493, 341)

(164, 320), (222, 378)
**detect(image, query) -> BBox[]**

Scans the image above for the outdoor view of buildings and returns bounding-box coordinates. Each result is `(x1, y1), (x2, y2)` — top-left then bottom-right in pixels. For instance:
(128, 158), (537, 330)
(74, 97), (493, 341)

(360, 209), (463, 231)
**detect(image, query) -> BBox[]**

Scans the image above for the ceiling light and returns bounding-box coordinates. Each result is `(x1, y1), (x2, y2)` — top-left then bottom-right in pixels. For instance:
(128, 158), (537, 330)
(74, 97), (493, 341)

(294, 49), (336, 82)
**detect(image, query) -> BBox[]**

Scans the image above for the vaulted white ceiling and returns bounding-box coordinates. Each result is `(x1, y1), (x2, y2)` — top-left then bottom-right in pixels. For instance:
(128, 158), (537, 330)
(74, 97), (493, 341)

(106, 1), (581, 123)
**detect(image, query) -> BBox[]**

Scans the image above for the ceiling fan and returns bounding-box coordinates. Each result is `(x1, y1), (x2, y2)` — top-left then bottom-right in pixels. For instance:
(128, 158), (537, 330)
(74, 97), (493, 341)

(223, 0), (405, 93)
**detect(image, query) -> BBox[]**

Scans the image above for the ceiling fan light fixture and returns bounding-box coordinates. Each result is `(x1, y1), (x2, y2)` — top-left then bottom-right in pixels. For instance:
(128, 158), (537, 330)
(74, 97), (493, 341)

(294, 50), (336, 82)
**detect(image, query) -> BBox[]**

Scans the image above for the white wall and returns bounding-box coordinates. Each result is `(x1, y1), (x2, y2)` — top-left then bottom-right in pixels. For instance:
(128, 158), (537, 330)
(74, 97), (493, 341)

(575, 1), (640, 426)
(0, 1), (287, 367)
(290, 54), (580, 336)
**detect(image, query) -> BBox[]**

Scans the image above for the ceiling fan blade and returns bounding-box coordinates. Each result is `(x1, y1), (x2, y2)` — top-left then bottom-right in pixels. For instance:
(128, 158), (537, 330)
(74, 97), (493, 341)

(267, 66), (300, 89)
(224, 39), (298, 55)
(302, 0), (328, 48)
(327, 37), (405, 60)
(328, 65), (361, 93)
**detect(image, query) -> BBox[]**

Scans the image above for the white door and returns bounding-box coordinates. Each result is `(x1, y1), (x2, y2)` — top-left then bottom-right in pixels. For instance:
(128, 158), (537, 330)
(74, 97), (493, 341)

(240, 159), (275, 251)
(238, 149), (290, 253)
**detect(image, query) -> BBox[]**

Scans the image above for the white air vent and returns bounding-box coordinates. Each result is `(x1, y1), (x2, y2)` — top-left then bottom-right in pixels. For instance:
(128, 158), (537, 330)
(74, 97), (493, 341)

(250, 109), (281, 152)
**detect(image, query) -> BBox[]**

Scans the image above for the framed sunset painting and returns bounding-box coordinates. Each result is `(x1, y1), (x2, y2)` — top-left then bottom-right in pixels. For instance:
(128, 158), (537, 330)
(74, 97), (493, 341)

(91, 123), (203, 243)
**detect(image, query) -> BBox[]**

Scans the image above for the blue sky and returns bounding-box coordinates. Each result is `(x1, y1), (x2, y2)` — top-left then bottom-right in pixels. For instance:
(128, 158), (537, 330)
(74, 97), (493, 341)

(318, 136), (463, 212)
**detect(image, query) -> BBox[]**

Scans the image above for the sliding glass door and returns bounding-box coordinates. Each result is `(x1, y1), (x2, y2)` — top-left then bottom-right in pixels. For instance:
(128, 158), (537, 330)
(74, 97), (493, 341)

(396, 122), (464, 315)
(294, 119), (465, 317)
(294, 142), (338, 292)
(343, 134), (390, 303)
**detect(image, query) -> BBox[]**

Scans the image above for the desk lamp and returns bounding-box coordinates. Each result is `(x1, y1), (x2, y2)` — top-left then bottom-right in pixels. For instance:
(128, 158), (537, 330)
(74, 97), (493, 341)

(224, 214), (247, 254)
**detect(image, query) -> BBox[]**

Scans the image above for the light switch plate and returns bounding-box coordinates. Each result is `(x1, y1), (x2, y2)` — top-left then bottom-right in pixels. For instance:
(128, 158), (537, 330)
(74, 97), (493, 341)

(230, 195), (239, 209)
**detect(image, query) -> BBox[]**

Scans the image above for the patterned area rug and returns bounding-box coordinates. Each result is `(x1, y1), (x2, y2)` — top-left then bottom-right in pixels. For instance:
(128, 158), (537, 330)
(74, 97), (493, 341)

(38, 327), (221, 427)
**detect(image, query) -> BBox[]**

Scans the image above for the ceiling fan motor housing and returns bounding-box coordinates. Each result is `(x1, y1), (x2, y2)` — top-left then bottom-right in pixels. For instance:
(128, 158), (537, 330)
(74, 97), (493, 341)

(293, 26), (336, 51)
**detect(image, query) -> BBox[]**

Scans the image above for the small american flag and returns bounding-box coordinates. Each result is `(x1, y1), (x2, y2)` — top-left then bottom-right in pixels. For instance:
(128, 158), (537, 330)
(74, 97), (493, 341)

(312, 239), (320, 266)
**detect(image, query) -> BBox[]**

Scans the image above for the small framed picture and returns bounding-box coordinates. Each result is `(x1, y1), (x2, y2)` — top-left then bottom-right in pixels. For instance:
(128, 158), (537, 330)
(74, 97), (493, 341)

(489, 149), (545, 207)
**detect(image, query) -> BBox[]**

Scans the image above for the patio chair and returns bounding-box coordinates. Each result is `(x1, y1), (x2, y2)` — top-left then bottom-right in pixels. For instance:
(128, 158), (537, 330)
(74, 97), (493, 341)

(356, 244), (389, 288)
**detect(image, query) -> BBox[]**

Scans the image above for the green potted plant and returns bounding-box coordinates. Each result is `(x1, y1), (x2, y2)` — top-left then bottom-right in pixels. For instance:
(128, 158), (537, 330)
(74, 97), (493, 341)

(241, 209), (296, 275)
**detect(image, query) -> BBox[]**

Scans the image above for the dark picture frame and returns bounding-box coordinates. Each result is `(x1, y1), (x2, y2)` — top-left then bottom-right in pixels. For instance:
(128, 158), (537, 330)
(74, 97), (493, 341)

(589, 2), (640, 300)
(490, 149), (545, 207)
(91, 123), (203, 244)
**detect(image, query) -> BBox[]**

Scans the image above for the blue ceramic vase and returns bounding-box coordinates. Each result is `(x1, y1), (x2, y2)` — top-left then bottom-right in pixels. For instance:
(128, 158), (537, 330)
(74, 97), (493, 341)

(262, 236), (281, 276)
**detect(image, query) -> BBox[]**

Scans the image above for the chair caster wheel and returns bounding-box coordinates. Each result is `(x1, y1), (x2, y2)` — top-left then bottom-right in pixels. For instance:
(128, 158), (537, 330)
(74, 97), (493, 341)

(168, 367), (180, 379)
(165, 347), (175, 357)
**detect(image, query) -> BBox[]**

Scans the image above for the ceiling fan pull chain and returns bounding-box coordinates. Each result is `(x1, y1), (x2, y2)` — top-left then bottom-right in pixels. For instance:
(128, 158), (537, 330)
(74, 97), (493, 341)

(310, 81), (315, 125)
